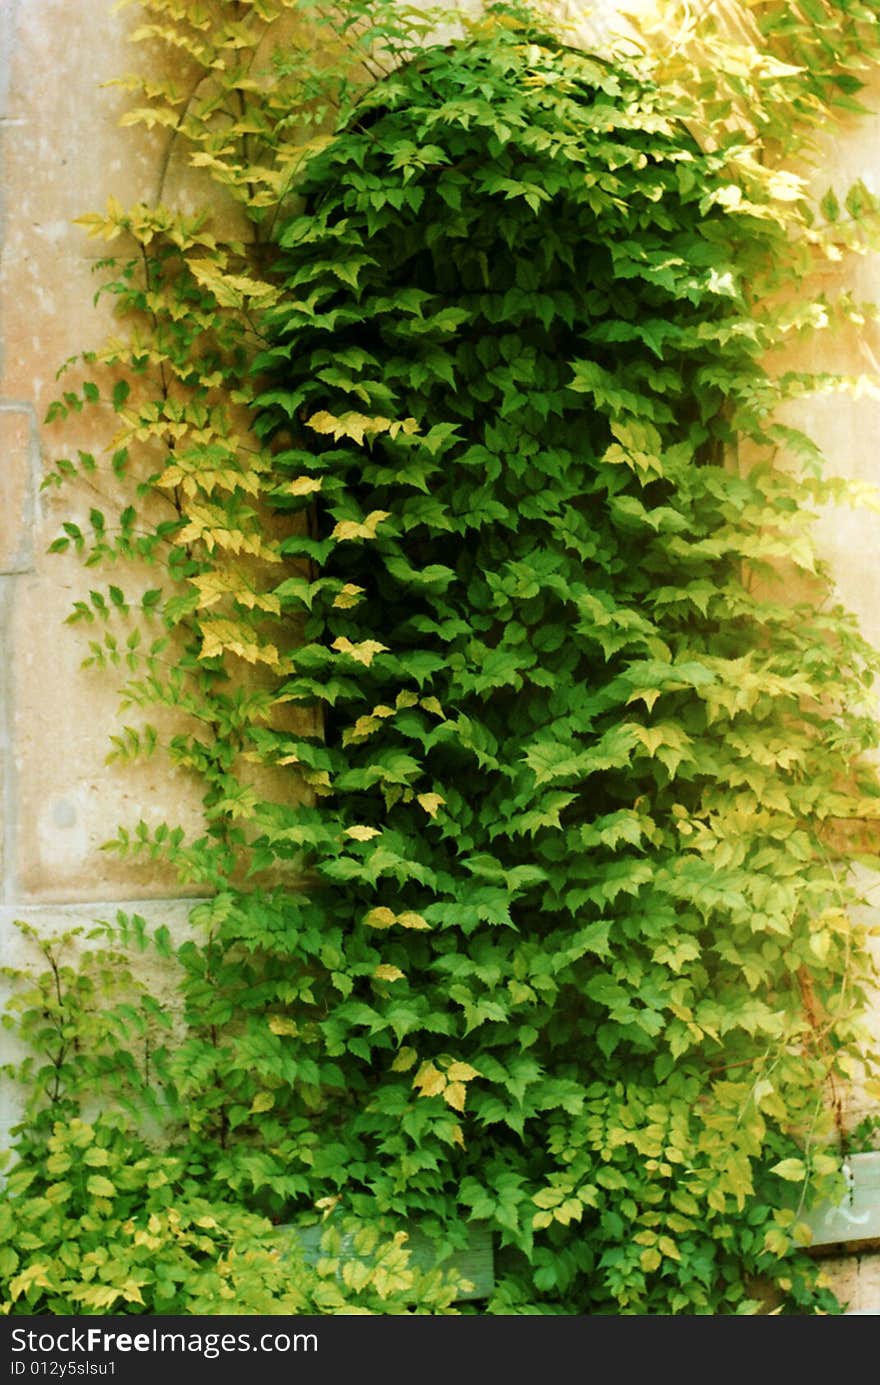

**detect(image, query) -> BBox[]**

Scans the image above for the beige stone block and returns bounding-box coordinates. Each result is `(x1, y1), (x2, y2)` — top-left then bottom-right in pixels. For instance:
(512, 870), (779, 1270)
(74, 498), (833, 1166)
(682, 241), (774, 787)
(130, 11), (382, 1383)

(859, 1257), (880, 1307)
(0, 409), (33, 574)
(10, 567), (210, 902)
(0, 6), (160, 408)
(817, 1254), (860, 1310)
(8, 534), (314, 903)
(0, 0), (251, 418)
(768, 73), (880, 661)
(856, 1251), (880, 1305)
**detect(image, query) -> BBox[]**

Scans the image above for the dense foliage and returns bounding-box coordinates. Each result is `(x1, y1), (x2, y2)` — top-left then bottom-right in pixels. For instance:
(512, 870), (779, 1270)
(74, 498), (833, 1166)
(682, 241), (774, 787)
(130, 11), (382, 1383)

(5, 0), (880, 1315)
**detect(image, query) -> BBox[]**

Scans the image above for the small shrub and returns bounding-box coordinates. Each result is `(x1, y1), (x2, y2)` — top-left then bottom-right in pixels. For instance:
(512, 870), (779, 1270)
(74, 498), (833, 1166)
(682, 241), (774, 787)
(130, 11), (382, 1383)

(0, 1114), (315, 1315)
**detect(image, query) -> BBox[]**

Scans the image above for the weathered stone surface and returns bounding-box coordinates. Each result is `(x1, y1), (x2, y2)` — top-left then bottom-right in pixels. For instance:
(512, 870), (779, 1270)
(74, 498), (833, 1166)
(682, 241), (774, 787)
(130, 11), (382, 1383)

(0, 0), (258, 904)
(9, 568), (210, 902)
(787, 81), (880, 652)
(858, 1250), (880, 1307)
(819, 1250), (880, 1313)
(0, 4), (160, 406)
(818, 1254), (861, 1310)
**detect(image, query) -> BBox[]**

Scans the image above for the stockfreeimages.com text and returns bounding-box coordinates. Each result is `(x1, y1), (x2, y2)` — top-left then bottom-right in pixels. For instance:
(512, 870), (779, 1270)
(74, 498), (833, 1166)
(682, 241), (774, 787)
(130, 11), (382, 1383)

(9, 1328), (317, 1360)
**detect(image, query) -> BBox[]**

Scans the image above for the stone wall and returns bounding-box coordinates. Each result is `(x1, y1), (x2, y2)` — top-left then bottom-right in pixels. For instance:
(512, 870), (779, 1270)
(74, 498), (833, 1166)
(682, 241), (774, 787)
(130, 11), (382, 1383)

(2, 0), (880, 1312)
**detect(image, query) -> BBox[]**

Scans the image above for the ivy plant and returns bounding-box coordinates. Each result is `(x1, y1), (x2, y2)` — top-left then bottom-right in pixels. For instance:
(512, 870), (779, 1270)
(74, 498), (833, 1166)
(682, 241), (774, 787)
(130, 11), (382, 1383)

(4, 0), (880, 1316)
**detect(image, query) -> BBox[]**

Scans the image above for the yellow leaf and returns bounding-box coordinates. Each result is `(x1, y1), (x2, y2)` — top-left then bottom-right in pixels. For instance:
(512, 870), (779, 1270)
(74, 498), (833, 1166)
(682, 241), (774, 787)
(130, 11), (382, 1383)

(451, 1124), (465, 1149)
(188, 261), (277, 309)
(287, 475), (323, 496)
(330, 510), (391, 542)
(249, 1091), (275, 1115)
(132, 1229), (160, 1250)
(627, 688), (662, 713)
(770, 1158), (806, 1182)
(332, 583), (365, 608)
(303, 768), (333, 796)
(73, 211), (121, 241)
(416, 792), (446, 818)
(87, 1175), (116, 1198)
(373, 964), (405, 982)
(767, 170), (805, 202)
(200, 618), (281, 668)
(792, 1221), (815, 1248)
(420, 696), (446, 718)
(332, 520), (366, 541)
(268, 1016), (298, 1037)
(397, 911), (430, 930)
(364, 906), (396, 929)
(764, 1227), (790, 1257)
(307, 409), (361, 441)
(633, 725), (665, 755)
(446, 1061), (480, 1083)
(391, 1046), (418, 1072)
(344, 825), (381, 841)
(640, 1248), (662, 1273)
(76, 1285), (121, 1311)
(443, 1081), (467, 1112)
(363, 907), (430, 931)
(343, 715), (381, 745)
(414, 1063), (447, 1098)
(10, 1263), (55, 1301)
(713, 184), (742, 209)
(331, 636), (389, 666)
(308, 411), (418, 445)
(190, 569), (280, 615)
(809, 930), (831, 962)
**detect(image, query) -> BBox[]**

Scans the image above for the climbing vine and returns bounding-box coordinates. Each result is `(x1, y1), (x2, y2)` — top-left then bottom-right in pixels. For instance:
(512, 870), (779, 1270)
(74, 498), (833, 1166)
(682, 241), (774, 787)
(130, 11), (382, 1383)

(5, 0), (880, 1315)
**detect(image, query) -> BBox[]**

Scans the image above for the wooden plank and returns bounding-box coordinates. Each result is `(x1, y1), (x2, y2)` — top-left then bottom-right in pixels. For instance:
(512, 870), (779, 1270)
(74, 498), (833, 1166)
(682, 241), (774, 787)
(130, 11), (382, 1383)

(279, 1221), (495, 1302)
(802, 1152), (880, 1249)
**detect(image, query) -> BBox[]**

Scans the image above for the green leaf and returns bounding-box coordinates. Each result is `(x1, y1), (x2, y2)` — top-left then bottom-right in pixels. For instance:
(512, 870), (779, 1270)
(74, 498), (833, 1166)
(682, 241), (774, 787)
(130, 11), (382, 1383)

(770, 1159), (807, 1183)
(86, 1175), (116, 1198)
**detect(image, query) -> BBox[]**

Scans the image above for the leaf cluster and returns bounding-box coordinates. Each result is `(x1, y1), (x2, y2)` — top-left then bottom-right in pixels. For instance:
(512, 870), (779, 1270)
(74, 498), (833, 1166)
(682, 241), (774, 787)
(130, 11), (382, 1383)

(6, 0), (880, 1317)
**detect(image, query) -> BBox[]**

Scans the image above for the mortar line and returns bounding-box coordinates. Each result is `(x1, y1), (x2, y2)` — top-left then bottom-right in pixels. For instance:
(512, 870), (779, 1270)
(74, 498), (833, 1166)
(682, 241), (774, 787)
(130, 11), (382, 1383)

(0, 896), (208, 918)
